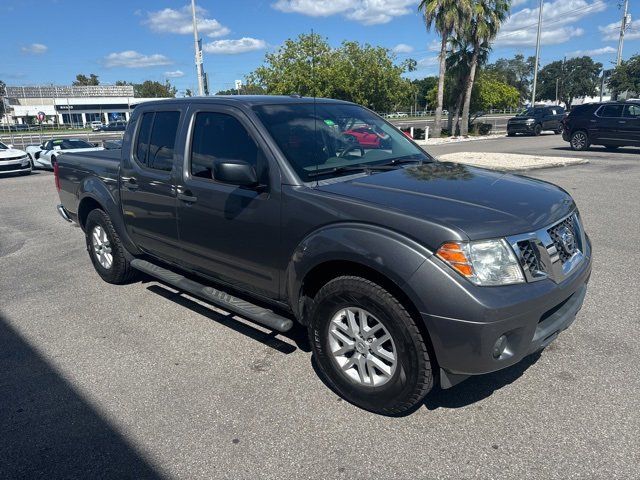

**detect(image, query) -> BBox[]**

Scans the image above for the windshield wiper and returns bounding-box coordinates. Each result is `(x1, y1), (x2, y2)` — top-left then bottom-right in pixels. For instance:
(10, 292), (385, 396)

(381, 154), (430, 166)
(307, 163), (396, 178)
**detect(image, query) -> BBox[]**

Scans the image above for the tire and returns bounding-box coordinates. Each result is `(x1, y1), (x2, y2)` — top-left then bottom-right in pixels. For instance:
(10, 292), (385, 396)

(85, 209), (137, 284)
(533, 123), (542, 136)
(570, 130), (590, 151)
(309, 276), (433, 415)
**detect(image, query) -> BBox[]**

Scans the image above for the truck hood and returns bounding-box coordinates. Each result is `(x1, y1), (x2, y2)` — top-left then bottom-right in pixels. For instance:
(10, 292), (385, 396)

(315, 162), (575, 239)
(0, 148), (28, 158)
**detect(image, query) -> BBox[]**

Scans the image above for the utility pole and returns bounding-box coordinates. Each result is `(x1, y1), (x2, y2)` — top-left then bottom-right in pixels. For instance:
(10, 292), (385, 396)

(617, 0), (629, 66)
(531, 0), (544, 106)
(191, 0), (206, 96)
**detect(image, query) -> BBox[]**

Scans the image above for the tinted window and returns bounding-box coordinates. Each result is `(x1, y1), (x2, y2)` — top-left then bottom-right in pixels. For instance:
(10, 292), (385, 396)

(135, 113), (153, 166)
(134, 111), (180, 171)
(624, 104), (640, 118)
(190, 112), (266, 182)
(600, 104), (624, 117)
(61, 139), (93, 149)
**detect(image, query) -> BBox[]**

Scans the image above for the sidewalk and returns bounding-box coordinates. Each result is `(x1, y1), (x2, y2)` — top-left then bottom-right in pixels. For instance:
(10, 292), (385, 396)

(437, 151), (589, 171)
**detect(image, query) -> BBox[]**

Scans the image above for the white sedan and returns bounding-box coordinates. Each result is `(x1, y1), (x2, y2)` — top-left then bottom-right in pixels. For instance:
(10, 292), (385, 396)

(0, 141), (31, 175)
(26, 138), (103, 169)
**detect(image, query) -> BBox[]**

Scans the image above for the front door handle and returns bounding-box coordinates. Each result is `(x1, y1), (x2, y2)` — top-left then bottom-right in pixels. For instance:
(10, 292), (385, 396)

(177, 190), (197, 203)
(618, 120), (626, 124)
(121, 177), (139, 190)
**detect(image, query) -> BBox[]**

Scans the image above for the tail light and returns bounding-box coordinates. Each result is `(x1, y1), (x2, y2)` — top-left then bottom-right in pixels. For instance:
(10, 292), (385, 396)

(53, 160), (61, 192)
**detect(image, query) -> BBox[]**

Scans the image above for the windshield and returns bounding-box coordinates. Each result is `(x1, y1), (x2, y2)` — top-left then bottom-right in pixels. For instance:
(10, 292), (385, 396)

(517, 108), (544, 117)
(59, 139), (93, 149)
(0, 142), (7, 149)
(253, 103), (430, 181)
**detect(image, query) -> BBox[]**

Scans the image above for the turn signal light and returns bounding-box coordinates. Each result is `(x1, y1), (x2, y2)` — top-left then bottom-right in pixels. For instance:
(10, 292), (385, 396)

(436, 242), (474, 278)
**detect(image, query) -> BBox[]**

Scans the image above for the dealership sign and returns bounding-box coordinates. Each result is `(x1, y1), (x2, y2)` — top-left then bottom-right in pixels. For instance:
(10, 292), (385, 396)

(37, 111), (46, 121)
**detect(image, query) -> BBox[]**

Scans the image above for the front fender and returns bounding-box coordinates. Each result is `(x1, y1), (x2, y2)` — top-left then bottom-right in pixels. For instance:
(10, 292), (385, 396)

(286, 223), (433, 318)
(77, 177), (141, 255)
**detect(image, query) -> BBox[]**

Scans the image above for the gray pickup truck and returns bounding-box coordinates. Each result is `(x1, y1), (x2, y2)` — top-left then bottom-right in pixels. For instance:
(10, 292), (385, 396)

(55, 96), (592, 415)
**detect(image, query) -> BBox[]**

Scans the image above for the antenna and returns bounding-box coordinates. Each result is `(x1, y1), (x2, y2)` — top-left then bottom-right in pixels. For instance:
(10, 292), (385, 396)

(311, 29), (318, 185)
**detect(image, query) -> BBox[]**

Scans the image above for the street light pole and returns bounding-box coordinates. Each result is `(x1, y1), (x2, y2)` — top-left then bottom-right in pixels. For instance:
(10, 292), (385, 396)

(531, 0), (544, 106)
(191, 0), (205, 96)
(616, 0), (629, 66)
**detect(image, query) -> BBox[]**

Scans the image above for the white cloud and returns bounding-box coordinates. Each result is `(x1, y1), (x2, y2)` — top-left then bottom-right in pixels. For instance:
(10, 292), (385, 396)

(164, 70), (185, 78)
(143, 5), (230, 37)
(417, 56), (439, 67)
(104, 51), (172, 68)
(392, 43), (414, 54)
(272, 0), (415, 25)
(496, 0), (607, 47)
(599, 20), (640, 41)
(567, 46), (616, 58)
(21, 43), (47, 54)
(203, 38), (267, 55)
(510, 0), (530, 7)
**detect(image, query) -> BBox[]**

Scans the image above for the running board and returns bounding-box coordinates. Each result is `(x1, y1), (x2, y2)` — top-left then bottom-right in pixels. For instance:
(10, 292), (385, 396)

(131, 259), (294, 333)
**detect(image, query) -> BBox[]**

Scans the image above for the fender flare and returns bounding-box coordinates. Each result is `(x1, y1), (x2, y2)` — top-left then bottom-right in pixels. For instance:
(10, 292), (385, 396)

(286, 222), (433, 319)
(77, 177), (141, 256)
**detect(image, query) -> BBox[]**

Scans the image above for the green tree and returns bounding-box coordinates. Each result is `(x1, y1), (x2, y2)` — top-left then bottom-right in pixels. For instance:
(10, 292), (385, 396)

(72, 73), (99, 86)
(215, 84), (266, 95)
(184, 88), (193, 97)
(419, 0), (471, 137)
(459, 0), (510, 136)
(248, 33), (414, 112)
(0, 79), (6, 117)
(607, 54), (640, 99)
(485, 54), (535, 101)
(412, 76), (438, 110)
(537, 56), (602, 108)
(134, 80), (177, 98)
(471, 72), (520, 111)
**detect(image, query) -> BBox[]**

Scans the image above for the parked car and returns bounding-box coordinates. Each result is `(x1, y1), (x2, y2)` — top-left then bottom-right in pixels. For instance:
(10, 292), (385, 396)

(507, 106), (565, 136)
(343, 125), (391, 149)
(97, 121), (127, 132)
(102, 139), (123, 150)
(89, 121), (104, 131)
(55, 96), (592, 415)
(562, 101), (640, 151)
(26, 138), (103, 169)
(0, 141), (31, 175)
(0, 123), (31, 132)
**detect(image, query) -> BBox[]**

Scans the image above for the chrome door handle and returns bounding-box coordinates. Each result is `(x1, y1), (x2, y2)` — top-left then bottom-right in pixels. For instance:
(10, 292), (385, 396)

(176, 188), (197, 203)
(121, 177), (139, 190)
(618, 120), (626, 124)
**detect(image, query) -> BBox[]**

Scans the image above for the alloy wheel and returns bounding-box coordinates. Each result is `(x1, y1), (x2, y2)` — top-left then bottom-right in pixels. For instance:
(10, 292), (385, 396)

(571, 132), (587, 150)
(91, 225), (113, 269)
(327, 307), (397, 387)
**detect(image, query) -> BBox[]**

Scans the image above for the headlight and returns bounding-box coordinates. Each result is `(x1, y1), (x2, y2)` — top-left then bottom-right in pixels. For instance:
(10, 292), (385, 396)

(525, 118), (535, 123)
(436, 239), (525, 286)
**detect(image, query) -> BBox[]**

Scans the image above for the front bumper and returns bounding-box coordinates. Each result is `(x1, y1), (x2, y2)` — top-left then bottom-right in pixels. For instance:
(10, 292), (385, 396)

(408, 237), (592, 388)
(507, 122), (535, 134)
(0, 158), (31, 174)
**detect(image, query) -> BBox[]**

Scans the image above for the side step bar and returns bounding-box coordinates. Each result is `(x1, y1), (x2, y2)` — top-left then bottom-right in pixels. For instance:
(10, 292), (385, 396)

(131, 259), (294, 333)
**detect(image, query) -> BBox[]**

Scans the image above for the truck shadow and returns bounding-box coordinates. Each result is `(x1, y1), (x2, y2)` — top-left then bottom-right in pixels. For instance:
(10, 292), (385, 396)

(422, 352), (542, 410)
(0, 313), (163, 479)
(146, 283), (310, 354)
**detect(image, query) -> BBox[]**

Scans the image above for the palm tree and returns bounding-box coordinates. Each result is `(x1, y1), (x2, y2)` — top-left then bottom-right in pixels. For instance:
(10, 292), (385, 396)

(459, 0), (510, 136)
(419, 0), (471, 137)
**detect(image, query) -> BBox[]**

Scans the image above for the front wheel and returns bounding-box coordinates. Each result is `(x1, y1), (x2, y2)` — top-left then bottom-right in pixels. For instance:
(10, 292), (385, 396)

(570, 131), (590, 151)
(533, 123), (542, 136)
(85, 209), (137, 284)
(309, 276), (433, 415)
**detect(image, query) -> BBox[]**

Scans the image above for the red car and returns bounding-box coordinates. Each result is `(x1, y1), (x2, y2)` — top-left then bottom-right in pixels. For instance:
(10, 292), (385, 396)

(343, 126), (390, 149)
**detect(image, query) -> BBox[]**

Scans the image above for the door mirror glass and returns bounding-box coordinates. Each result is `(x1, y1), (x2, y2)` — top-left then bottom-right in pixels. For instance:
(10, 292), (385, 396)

(213, 158), (258, 187)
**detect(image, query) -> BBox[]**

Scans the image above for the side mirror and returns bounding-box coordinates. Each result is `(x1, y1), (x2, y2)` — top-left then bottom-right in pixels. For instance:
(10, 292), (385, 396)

(213, 158), (258, 187)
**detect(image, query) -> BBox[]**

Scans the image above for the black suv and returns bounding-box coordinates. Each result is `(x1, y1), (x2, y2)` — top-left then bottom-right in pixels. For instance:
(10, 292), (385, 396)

(507, 105), (565, 136)
(562, 101), (640, 151)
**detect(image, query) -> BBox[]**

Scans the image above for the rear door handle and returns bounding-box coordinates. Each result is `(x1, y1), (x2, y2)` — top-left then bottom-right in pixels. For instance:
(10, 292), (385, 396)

(177, 190), (197, 203)
(121, 177), (139, 190)
(618, 120), (626, 124)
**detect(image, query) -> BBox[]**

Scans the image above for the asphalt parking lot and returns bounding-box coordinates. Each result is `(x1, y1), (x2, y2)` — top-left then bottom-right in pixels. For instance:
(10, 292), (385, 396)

(1, 135), (638, 479)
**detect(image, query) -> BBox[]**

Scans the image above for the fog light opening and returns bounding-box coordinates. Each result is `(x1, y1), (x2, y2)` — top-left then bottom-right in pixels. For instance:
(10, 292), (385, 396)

(493, 335), (508, 359)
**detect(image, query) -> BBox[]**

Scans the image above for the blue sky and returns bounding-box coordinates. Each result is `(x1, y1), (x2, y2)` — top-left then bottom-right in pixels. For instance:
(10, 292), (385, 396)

(1, 0), (637, 95)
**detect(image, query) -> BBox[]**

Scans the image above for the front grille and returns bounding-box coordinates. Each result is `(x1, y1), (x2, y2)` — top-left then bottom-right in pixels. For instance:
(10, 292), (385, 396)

(517, 240), (542, 275)
(548, 215), (579, 263)
(509, 212), (585, 284)
(0, 162), (27, 172)
(0, 155), (27, 162)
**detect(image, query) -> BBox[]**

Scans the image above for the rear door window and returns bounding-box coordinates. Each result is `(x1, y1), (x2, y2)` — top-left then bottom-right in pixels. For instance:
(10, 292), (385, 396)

(599, 104), (624, 118)
(134, 111), (180, 172)
(623, 104), (640, 118)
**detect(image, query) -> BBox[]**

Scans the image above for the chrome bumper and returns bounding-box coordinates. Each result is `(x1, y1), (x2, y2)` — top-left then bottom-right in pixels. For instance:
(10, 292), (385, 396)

(57, 204), (72, 223)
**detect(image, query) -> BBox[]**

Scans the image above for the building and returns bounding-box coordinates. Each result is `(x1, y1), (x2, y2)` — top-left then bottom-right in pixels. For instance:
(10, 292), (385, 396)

(1, 85), (164, 126)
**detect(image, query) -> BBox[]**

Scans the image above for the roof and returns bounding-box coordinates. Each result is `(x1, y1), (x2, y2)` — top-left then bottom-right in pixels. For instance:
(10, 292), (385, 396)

(138, 95), (354, 108)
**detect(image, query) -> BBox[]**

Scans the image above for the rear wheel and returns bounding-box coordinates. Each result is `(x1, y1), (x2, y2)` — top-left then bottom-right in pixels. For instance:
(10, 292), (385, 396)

(309, 276), (433, 415)
(570, 130), (590, 151)
(85, 209), (137, 284)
